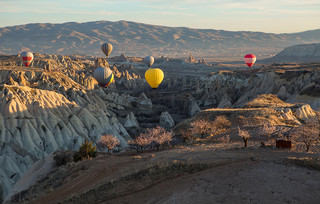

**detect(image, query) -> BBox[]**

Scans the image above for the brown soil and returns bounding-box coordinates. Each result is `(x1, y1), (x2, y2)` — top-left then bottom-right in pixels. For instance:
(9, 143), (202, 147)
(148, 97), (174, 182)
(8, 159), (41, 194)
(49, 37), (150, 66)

(14, 144), (320, 204)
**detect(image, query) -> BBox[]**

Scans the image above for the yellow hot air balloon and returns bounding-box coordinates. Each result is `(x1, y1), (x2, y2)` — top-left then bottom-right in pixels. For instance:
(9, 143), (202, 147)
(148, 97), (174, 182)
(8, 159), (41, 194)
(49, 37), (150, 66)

(145, 68), (164, 89)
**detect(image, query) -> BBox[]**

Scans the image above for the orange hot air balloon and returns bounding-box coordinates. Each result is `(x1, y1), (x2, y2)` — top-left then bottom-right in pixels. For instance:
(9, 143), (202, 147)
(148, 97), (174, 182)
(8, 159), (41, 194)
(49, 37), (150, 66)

(145, 68), (164, 89)
(21, 52), (34, 67)
(244, 54), (256, 68)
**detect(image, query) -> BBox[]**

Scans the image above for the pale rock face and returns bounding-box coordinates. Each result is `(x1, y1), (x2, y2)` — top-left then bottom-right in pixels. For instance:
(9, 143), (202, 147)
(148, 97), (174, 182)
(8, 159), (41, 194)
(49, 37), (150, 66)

(278, 108), (301, 125)
(0, 85), (131, 201)
(137, 93), (152, 110)
(4, 153), (55, 202)
(188, 97), (201, 117)
(277, 86), (289, 100)
(201, 68), (320, 110)
(295, 104), (317, 121)
(159, 111), (175, 128)
(105, 92), (132, 109)
(124, 112), (139, 128)
(217, 94), (233, 108)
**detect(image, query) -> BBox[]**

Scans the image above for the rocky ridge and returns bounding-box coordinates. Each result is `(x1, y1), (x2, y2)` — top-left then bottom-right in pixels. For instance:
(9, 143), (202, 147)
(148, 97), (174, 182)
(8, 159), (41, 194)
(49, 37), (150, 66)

(199, 65), (320, 110)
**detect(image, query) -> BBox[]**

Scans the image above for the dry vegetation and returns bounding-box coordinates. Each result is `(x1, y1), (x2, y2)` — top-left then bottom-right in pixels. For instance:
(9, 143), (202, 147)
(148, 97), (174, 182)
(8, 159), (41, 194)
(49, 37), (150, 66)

(244, 94), (293, 108)
(97, 134), (120, 153)
(129, 126), (173, 153)
(290, 121), (320, 152)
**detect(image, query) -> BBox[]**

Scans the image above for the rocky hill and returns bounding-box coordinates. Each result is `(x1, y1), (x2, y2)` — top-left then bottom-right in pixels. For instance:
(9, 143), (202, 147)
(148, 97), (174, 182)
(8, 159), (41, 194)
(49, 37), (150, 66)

(198, 63), (320, 110)
(1, 53), (320, 202)
(0, 21), (319, 57)
(263, 43), (320, 63)
(0, 54), (205, 202)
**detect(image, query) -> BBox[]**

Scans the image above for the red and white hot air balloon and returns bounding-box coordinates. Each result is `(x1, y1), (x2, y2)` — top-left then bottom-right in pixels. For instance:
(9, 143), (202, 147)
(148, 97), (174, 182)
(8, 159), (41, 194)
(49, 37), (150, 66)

(244, 54), (256, 68)
(21, 52), (34, 67)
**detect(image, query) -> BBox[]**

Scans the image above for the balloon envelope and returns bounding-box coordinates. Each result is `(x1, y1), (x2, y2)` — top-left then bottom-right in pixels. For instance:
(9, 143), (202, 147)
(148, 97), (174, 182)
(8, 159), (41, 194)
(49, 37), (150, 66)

(145, 68), (164, 89)
(244, 54), (256, 68)
(143, 56), (154, 67)
(21, 52), (34, 67)
(93, 67), (114, 87)
(101, 43), (113, 57)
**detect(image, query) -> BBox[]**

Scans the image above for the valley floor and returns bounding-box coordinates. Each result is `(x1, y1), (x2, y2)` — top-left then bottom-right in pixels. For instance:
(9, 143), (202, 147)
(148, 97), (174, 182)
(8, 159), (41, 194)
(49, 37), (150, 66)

(14, 143), (320, 204)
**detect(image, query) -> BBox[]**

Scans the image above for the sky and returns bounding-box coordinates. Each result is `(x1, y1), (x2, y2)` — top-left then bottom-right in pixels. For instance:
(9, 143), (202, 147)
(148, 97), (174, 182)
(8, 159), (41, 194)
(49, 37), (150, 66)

(0, 0), (319, 33)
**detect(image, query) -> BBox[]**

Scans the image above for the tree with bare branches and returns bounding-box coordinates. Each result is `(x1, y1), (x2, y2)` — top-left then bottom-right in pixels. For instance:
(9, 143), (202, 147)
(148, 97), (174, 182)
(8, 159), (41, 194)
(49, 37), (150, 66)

(290, 121), (319, 152)
(238, 127), (250, 147)
(129, 126), (173, 153)
(97, 134), (120, 153)
(190, 118), (213, 138)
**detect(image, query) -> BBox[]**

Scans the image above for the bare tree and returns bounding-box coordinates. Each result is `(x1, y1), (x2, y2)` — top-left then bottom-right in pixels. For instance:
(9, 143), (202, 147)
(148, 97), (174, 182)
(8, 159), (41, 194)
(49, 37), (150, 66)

(97, 134), (120, 153)
(129, 126), (173, 153)
(150, 126), (173, 151)
(129, 132), (153, 153)
(190, 118), (213, 138)
(290, 121), (319, 152)
(238, 127), (250, 147)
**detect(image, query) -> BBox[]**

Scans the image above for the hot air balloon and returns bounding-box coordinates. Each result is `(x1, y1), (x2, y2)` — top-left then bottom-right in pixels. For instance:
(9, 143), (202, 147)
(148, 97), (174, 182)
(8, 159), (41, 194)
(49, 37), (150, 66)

(21, 52), (34, 67)
(145, 68), (164, 89)
(143, 56), (154, 67)
(101, 43), (113, 57)
(244, 54), (256, 68)
(93, 67), (114, 87)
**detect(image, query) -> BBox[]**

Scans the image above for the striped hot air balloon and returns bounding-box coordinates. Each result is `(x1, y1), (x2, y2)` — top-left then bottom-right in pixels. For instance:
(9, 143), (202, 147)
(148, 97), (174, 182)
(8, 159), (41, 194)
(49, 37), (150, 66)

(145, 68), (164, 89)
(244, 54), (256, 68)
(21, 52), (34, 67)
(101, 43), (113, 57)
(93, 67), (114, 87)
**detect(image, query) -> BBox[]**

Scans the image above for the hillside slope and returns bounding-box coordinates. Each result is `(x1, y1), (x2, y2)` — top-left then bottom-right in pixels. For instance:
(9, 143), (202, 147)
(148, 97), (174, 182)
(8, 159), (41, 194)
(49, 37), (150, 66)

(0, 21), (319, 57)
(263, 43), (320, 62)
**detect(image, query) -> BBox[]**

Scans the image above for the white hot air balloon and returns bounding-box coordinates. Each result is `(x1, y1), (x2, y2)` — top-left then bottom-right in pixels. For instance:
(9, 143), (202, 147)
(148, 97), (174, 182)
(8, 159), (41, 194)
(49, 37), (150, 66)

(143, 56), (154, 67)
(20, 52), (34, 67)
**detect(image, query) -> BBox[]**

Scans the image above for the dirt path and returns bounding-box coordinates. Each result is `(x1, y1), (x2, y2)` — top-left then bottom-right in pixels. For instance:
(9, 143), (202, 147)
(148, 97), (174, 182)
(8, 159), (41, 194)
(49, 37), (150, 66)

(108, 160), (320, 204)
(26, 146), (320, 204)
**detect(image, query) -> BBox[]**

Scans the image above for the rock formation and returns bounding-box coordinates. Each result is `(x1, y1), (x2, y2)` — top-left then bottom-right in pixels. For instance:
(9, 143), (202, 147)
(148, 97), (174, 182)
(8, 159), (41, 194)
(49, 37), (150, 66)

(0, 76), (131, 201)
(159, 111), (175, 128)
(200, 66), (320, 110)
(124, 112), (139, 128)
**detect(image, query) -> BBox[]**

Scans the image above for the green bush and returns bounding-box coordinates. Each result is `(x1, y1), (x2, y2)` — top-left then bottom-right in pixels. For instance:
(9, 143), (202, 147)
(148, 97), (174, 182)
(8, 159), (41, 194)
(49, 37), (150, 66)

(74, 140), (98, 162)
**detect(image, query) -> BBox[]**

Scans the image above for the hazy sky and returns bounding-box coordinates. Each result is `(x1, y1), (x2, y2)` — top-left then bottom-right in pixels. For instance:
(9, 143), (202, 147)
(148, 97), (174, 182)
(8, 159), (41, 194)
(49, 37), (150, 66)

(0, 0), (319, 33)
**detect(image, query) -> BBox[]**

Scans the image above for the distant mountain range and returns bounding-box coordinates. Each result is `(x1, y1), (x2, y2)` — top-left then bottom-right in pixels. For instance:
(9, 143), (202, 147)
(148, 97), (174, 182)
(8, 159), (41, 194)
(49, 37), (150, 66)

(0, 20), (319, 58)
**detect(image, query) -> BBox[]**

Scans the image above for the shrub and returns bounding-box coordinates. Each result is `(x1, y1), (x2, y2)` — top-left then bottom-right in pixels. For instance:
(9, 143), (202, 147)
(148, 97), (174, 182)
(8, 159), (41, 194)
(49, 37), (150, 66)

(73, 140), (98, 162)
(53, 150), (73, 166)
(213, 116), (231, 130)
(238, 127), (250, 147)
(97, 134), (120, 153)
(180, 129), (196, 146)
